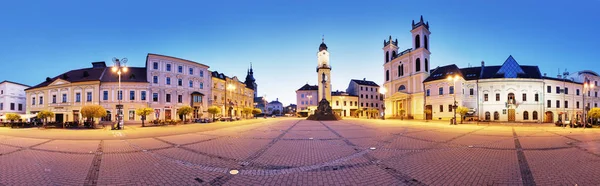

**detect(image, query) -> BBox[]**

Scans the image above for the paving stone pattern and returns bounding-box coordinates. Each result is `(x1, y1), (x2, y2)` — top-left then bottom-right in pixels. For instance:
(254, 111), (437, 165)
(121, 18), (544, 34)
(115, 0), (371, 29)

(2, 118), (600, 185)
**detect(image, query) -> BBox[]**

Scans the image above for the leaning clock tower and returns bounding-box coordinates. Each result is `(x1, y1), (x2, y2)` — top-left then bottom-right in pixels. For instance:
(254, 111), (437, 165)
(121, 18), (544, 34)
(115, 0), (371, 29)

(317, 39), (332, 103)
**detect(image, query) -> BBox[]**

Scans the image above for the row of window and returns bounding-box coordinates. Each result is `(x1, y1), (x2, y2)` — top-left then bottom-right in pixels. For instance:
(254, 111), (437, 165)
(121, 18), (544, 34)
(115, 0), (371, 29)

(360, 86), (378, 92)
(545, 100), (596, 108)
(150, 93), (190, 103)
(152, 76), (204, 89)
(426, 86), (461, 96)
(335, 101), (358, 107)
(483, 111), (539, 121)
(360, 94), (378, 99)
(152, 62), (205, 77)
(300, 94), (313, 98)
(0, 103), (23, 111)
(438, 104), (457, 113)
(546, 85), (600, 97)
(300, 100), (313, 105)
(385, 58), (429, 81)
(360, 102), (379, 108)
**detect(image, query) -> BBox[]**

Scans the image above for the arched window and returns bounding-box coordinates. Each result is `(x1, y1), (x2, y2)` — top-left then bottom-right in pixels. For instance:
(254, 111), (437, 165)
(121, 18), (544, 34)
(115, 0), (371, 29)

(415, 58), (421, 72)
(508, 93), (515, 104)
(494, 111), (500, 120)
(385, 70), (390, 81)
(392, 51), (397, 58)
(424, 35), (429, 50)
(415, 35), (421, 48)
(485, 112), (491, 121)
(401, 64), (404, 76)
(425, 58), (429, 72)
(533, 111), (538, 120)
(398, 85), (406, 92)
(398, 65), (403, 77)
(523, 111), (529, 120)
(385, 52), (389, 62)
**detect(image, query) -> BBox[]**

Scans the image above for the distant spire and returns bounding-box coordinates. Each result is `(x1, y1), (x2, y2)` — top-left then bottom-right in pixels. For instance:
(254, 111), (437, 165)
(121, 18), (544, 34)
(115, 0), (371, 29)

(322, 34), (324, 43)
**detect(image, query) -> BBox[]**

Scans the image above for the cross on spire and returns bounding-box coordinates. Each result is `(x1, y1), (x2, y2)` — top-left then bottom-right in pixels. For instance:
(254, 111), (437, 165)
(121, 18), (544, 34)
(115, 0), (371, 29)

(322, 34), (324, 43)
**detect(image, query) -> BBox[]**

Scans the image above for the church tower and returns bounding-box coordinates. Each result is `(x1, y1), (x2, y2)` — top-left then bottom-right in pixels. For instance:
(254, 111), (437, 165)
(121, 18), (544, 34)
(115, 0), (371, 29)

(383, 35), (399, 63)
(317, 38), (332, 103)
(411, 15), (431, 74)
(244, 63), (257, 97)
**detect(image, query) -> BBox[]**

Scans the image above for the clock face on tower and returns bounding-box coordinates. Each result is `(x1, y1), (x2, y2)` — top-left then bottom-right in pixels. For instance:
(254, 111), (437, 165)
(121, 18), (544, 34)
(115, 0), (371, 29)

(318, 50), (329, 66)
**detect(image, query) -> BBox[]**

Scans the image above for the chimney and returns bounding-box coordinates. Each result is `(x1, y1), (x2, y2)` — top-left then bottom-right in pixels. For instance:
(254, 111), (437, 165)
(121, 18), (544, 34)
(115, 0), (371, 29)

(544, 73), (547, 77)
(481, 61), (485, 67)
(363, 78), (366, 81)
(557, 74), (562, 78)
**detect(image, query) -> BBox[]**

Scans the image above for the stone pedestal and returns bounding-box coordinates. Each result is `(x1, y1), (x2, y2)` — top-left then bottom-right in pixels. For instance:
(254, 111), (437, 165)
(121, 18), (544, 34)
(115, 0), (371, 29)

(307, 99), (341, 121)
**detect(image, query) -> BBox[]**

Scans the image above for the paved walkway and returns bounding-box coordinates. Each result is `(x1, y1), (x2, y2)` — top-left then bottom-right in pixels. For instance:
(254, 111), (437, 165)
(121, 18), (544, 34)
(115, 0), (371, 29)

(1, 118), (600, 185)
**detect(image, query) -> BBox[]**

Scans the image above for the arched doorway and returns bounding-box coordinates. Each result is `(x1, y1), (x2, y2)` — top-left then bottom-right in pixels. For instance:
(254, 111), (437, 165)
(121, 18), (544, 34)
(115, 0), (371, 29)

(544, 111), (553, 123)
(485, 112), (491, 121)
(494, 111), (500, 121)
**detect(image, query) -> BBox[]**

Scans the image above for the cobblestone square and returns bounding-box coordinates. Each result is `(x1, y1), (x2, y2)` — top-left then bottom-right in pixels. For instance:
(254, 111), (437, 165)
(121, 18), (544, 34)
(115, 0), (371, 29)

(2, 118), (600, 185)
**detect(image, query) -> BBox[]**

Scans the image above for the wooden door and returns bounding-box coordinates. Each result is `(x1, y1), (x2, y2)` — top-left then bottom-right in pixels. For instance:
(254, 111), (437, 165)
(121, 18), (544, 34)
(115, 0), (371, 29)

(508, 109), (515, 122)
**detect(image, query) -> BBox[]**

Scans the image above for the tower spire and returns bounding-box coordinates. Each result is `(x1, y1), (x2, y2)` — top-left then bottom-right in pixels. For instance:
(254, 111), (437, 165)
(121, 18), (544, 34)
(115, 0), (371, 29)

(322, 34), (324, 43)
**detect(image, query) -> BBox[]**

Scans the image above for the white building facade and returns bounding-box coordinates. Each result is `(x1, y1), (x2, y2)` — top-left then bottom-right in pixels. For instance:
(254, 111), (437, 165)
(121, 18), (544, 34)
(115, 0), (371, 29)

(424, 56), (584, 123)
(331, 91), (358, 117)
(0, 81), (30, 117)
(267, 98), (283, 115)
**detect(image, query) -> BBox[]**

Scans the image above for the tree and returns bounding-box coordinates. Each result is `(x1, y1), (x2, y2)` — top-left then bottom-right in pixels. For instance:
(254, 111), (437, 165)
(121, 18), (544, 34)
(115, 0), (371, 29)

(456, 106), (469, 124)
(252, 108), (262, 118)
(588, 108), (600, 125)
(242, 107), (253, 119)
(36, 110), (54, 128)
(207, 106), (221, 121)
(135, 108), (154, 127)
(177, 106), (194, 124)
(81, 104), (107, 128)
(5, 113), (21, 127)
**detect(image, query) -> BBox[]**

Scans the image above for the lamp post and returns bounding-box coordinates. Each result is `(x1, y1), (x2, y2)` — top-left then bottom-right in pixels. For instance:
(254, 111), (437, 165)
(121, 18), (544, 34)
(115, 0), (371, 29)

(224, 81), (236, 118)
(379, 87), (387, 120)
(111, 57), (128, 130)
(447, 75), (460, 125)
(584, 78), (594, 127)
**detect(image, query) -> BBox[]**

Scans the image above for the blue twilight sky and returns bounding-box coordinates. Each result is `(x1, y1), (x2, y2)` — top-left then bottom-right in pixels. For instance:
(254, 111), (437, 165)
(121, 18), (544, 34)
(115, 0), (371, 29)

(1, 0), (599, 105)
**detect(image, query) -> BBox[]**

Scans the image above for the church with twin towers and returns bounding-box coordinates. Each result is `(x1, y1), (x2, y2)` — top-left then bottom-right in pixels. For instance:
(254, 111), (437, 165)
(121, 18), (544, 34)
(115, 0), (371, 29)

(383, 16), (598, 124)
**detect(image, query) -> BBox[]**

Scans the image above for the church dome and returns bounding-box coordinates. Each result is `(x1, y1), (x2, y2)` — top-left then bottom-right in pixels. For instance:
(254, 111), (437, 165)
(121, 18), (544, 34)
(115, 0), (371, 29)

(319, 42), (328, 51)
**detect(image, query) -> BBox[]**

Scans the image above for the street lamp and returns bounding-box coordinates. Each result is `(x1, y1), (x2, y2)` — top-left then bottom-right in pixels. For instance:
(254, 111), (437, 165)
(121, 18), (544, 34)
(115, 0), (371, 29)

(584, 78), (594, 127)
(111, 57), (128, 130)
(447, 75), (460, 125)
(379, 87), (387, 120)
(224, 83), (236, 118)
